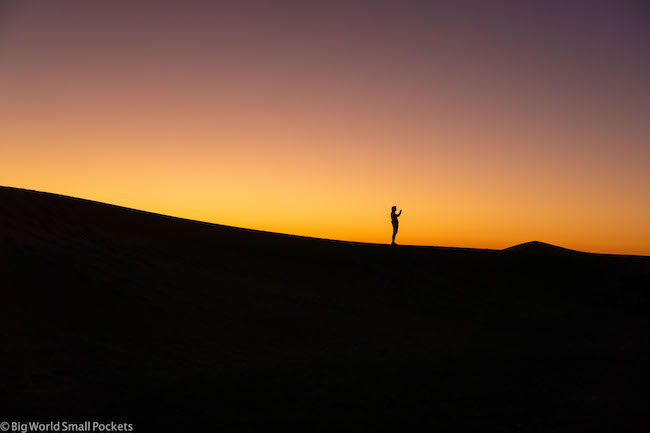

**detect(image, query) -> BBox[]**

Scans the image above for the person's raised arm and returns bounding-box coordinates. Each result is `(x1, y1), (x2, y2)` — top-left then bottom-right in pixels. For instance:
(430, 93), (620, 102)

(397, 210), (402, 217)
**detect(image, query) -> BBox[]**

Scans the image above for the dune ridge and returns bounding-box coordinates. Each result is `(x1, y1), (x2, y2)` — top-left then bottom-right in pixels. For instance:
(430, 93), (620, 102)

(1, 185), (649, 432)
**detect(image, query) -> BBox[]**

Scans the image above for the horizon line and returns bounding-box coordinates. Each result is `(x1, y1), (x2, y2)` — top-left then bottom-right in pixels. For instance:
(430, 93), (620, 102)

(2, 185), (648, 259)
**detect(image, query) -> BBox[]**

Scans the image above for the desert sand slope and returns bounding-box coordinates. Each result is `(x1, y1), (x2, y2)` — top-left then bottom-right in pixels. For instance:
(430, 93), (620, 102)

(1, 186), (649, 432)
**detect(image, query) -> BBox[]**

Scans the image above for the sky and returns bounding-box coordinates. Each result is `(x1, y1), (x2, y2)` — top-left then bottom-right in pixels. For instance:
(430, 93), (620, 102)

(1, 0), (649, 255)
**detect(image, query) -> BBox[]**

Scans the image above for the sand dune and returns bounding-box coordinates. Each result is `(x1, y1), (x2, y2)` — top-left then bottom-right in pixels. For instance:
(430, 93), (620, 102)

(1, 186), (649, 432)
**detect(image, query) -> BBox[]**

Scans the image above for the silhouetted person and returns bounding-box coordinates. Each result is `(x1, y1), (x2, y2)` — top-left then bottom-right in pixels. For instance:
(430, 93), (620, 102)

(391, 206), (402, 245)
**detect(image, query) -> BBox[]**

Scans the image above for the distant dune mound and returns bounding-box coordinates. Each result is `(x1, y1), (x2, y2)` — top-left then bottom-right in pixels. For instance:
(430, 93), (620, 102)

(502, 240), (579, 255)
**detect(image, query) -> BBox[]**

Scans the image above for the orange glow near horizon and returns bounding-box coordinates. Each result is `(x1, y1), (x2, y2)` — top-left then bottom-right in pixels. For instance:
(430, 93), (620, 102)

(1, 2), (649, 256)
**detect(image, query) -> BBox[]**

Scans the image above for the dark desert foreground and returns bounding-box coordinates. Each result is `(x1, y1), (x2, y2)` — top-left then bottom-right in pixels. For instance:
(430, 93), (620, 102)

(2, 186), (649, 432)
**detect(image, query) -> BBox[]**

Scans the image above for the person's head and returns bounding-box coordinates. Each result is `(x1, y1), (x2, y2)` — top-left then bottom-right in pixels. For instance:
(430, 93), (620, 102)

(392, 206), (396, 212)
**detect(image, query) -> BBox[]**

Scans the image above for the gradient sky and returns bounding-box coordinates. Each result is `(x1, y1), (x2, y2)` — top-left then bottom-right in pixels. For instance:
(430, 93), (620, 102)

(1, 0), (649, 254)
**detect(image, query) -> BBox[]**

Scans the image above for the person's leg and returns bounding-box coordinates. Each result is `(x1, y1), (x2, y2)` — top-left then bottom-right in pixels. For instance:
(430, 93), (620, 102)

(392, 223), (398, 244)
